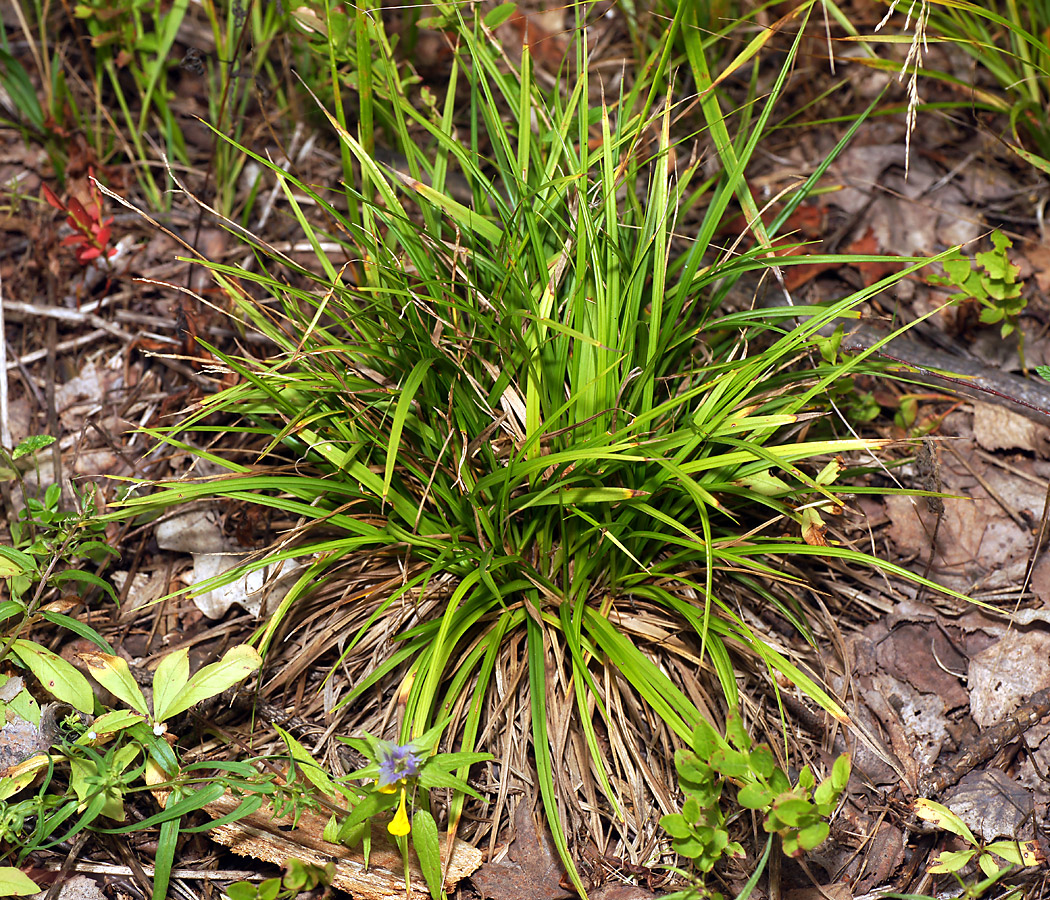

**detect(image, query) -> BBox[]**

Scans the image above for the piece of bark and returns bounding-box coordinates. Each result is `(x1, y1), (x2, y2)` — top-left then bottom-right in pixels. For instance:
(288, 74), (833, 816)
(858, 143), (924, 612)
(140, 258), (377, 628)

(202, 792), (482, 900)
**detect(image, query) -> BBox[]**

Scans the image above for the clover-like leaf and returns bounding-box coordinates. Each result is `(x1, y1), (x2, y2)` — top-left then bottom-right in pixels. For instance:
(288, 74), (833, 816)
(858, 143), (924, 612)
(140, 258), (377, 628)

(737, 782), (774, 810)
(690, 718), (723, 757)
(796, 765), (815, 791)
(748, 744), (775, 779)
(797, 820), (830, 851)
(831, 753), (850, 791)
(710, 747), (750, 779)
(725, 713), (751, 752)
(226, 882), (258, 900)
(661, 813), (693, 840)
(770, 795), (812, 828)
(813, 776), (837, 810)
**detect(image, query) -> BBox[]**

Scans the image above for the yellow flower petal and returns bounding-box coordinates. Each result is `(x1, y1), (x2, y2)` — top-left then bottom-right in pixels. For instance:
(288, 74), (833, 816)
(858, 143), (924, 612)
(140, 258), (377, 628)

(388, 787), (411, 837)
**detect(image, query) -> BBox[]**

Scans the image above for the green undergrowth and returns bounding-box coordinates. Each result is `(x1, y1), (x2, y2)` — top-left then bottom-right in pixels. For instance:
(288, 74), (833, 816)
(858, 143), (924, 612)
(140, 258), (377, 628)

(5, 0), (1037, 897)
(102, 0), (969, 892)
(0, 0), (292, 212)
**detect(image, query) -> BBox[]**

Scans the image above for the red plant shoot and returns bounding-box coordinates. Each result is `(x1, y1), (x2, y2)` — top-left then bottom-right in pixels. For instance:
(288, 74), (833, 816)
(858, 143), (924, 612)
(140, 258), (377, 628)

(42, 168), (118, 266)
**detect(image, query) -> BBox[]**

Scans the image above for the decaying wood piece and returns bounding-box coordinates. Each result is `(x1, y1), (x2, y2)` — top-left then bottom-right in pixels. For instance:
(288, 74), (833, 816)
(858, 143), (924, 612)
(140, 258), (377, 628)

(919, 685), (1050, 798)
(202, 792), (483, 900)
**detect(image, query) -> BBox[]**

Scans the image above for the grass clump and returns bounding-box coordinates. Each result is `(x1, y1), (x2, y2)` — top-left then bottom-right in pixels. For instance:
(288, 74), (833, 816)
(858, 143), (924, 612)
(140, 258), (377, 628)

(92, 0), (948, 888)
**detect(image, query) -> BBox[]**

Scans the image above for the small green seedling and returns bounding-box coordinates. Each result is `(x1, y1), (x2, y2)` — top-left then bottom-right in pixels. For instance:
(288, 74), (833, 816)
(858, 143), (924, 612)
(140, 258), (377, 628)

(227, 858), (335, 900)
(930, 231), (1026, 366)
(660, 714), (850, 900)
(0, 434), (116, 606)
(914, 798), (1042, 884)
(0, 629), (261, 899)
(77, 645), (262, 740)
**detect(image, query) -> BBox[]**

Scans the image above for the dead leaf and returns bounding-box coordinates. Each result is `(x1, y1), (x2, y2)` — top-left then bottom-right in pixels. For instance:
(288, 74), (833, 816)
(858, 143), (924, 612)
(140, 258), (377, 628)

(471, 804), (571, 900)
(968, 629), (1050, 727)
(1021, 241), (1050, 294)
(944, 770), (1034, 842)
(972, 401), (1050, 456)
(853, 822), (904, 893)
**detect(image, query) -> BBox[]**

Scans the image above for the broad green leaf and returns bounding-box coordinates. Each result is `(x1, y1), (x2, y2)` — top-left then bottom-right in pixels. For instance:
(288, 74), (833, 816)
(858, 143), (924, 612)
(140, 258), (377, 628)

(986, 839), (1042, 867)
(0, 756), (49, 801)
(159, 645), (261, 721)
(797, 820), (829, 851)
(748, 745), (775, 779)
(11, 434), (54, 461)
(12, 640), (93, 713)
(770, 796), (812, 827)
(710, 748), (750, 779)
(928, 848), (976, 874)
(151, 649), (191, 722)
(226, 883), (258, 900)
(69, 755), (128, 820)
(913, 798), (977, 843)
(733, 471), (791, 497)
(797, 765), (815, 791)
(0, 868), (40, 896)
(977, 851), (1001, 878)
(832, 753), (850, 790)
(50, 569), (118, 602)
(411, 809), (442, 900)
(77, 650), (148, 716)
(81, 709), (145, 738)
(737, 783), (774, 809)
(482, 2), (516, 28)
(660, 813), (692, 839)
(416, 766), (484, 800)
(725, 713), (751, 751)
(813, 777), (836, 809)
(0, 548), (35, 579)
(286, 859), (333, 893)
(691, 719), (724, 757)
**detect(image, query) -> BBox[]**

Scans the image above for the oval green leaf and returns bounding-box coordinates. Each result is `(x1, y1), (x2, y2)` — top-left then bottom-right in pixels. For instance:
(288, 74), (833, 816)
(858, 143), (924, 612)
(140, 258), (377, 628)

(151, 649), (190, 722)
(160, 645), (261, 721)
(0, 868), (40, 896)
(11, 639), (93, 713)
(411, 808), (442, 900)
(77, 650), (148, 716)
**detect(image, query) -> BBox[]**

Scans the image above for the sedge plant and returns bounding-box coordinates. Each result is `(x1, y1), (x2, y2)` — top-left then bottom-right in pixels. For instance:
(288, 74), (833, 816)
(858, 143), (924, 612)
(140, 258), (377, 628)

(109, 0), (962, 888)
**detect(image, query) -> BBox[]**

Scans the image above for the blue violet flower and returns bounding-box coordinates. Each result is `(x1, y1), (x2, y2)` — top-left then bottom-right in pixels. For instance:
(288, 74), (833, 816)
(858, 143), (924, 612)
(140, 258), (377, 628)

(376, 740), (422, 790)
